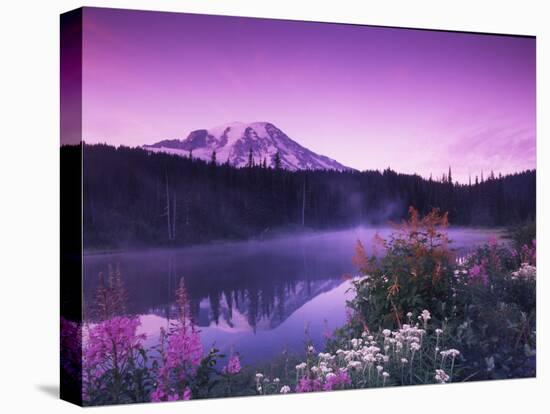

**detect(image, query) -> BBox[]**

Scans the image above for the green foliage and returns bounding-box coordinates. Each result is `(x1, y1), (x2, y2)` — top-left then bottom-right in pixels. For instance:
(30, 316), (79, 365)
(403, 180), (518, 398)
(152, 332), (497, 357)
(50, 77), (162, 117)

(351, 208), (454, 330)
(346, 209), (536, 382)
(509, 220), (536, 251)
(189, 348), (225, 399)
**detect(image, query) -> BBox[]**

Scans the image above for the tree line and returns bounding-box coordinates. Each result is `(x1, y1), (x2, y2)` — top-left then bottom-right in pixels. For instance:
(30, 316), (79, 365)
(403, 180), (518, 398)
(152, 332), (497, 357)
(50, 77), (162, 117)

(71, 143), (536, 248)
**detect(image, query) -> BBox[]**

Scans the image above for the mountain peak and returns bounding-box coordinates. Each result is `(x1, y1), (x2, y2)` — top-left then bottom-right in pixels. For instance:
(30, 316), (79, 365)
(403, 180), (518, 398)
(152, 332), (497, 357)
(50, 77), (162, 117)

(143, 122), (351, 171)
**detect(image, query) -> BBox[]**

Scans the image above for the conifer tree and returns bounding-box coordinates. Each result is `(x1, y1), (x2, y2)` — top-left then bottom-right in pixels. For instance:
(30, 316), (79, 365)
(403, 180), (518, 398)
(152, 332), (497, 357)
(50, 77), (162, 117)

(274, 151), (282, 170)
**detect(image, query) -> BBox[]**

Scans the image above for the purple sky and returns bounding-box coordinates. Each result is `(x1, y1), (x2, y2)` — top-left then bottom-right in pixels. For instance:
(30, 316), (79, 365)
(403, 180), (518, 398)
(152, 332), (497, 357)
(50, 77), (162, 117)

(75, 7), (535, 182)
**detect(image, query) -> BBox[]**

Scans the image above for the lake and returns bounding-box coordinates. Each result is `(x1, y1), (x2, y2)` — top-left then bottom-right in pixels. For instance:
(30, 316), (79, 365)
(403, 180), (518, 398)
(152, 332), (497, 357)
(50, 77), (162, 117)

(83, 226), (503, 366)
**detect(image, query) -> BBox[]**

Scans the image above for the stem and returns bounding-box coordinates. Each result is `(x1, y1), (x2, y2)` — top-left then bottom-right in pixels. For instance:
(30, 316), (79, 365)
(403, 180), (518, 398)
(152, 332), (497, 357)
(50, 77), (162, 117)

(450, 357), (455, 382)
(410, 350), (415, 384)
(111, 338), (120, 403)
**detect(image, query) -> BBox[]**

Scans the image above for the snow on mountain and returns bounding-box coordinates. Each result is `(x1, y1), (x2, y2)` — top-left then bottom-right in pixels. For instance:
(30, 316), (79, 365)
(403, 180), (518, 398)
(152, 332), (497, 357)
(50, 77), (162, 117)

(143, 121), (351, 171)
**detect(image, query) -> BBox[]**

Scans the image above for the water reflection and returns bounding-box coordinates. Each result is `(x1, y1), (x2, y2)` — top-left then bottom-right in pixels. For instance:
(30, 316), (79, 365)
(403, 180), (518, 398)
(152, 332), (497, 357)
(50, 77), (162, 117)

(83, 227), (501, 363)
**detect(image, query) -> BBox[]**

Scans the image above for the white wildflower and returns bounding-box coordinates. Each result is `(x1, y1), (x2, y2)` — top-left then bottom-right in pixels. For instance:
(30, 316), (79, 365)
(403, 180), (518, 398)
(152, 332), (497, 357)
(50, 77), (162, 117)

(435, 369), (450, 384)
(421, 309), (431, 322)
(511, 263), (536, 281)
(447, 349), (460, 358)
(485, 356), (495, 372)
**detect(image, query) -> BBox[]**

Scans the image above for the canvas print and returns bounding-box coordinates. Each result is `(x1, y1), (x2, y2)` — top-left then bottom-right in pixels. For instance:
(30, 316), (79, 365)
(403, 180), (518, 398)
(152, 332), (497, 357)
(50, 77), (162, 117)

(60, 7), (536, 406)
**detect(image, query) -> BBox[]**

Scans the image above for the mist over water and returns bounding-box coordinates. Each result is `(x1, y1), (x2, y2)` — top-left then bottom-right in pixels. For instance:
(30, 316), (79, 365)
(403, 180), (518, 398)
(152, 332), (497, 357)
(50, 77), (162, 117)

(83, 226), (503, 364)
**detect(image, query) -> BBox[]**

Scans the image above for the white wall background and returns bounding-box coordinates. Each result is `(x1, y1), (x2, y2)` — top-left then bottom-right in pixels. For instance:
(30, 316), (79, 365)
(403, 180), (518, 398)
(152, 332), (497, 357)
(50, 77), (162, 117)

(0, 0), (547, 413)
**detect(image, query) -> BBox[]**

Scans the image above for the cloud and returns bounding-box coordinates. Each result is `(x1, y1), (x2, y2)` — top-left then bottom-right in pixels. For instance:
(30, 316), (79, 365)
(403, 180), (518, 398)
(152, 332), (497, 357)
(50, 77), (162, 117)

(446, 122), (535, 179)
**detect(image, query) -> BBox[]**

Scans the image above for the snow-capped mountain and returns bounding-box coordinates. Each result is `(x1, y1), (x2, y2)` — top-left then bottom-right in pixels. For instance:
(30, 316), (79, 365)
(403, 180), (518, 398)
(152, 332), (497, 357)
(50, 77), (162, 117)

(143, 121), (351, 171)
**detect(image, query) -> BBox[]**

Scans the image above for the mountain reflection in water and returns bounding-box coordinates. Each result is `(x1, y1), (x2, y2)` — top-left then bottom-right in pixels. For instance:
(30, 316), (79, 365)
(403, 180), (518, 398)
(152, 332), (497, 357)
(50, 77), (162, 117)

(83, 227), (501, 363)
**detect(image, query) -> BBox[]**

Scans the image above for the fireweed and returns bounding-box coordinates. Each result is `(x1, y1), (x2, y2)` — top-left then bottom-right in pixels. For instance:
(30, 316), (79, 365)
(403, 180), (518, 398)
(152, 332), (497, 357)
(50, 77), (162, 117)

(81, 275), (210, 405)
(151, 278), (204, 402)
(220, 354), (242, 396)
(223, 355), (242, 375)
(82, 316), (149, 404)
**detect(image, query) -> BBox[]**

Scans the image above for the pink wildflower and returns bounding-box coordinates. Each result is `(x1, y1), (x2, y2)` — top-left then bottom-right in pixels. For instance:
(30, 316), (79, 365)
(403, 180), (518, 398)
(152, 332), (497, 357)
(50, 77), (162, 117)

(323, 370), (351, 391)
(521, 240), (536, 265)
(183, 387), (192, 400)
(295, 376), (323, 393)
(223, 355), (241, 375)
(164, 325), (203, 372)
(152, 323), (203, 402)
(468, 264), (488, 286)
(151, 389), (165, 402)
(83, 316), (146, 379)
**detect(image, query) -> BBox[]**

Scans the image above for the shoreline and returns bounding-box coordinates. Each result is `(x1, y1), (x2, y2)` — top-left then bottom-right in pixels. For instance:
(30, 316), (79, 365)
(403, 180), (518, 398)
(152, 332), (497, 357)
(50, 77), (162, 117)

(83, 225), (509, 257)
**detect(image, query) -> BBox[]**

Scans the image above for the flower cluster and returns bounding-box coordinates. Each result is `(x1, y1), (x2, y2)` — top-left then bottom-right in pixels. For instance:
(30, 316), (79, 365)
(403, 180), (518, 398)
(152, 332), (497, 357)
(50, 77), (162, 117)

(434, 369), (450, 383)
(468, 263), (489, 285)
(253, 373), (289, 394)
(511, 263), (536, 281)
(83, 316), (146, 380)
(252, 310), (460, 396)
(152, 323), (203, 402)
(223, 355), (241, 375)
(518, 240), (536, 266)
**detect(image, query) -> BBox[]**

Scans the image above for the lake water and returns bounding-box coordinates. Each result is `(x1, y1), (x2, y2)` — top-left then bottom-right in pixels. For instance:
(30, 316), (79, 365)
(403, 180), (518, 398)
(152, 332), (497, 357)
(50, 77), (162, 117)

(83, 226), (502, 365)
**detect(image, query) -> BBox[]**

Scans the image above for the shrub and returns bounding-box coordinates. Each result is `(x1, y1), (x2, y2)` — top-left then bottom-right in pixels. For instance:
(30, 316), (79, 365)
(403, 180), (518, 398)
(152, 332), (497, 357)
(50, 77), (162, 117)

(351, 207), (454, 330)
(348, 209), (536, 381)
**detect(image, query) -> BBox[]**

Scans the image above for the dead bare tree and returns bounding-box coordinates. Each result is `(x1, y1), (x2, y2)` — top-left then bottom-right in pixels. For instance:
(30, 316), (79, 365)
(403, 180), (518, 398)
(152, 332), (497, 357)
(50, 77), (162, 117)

(171, 190), (177, 240)
(302, 175), (306, 227)
(164, 169), (172, 240)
